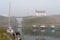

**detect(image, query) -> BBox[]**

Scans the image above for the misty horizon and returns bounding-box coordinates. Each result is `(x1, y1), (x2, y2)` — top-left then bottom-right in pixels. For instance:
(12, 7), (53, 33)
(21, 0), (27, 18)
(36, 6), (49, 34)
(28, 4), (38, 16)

(0, 0), (60, 17)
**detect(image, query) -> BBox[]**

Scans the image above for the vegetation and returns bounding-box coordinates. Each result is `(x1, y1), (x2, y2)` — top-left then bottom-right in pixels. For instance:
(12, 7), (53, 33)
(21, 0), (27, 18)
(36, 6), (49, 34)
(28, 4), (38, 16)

(0, 16), (19, 40)
(0, 27), (10, 40)
(0, 16), (18, 31)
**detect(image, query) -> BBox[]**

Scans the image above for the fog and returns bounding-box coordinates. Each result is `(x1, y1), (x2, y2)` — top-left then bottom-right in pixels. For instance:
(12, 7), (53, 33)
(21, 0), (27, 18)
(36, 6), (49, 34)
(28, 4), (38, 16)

(0, 0), (60, 17)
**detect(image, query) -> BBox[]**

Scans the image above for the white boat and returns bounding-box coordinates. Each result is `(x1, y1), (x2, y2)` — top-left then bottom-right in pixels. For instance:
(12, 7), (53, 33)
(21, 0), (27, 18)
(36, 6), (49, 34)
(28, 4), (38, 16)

(40, 25), (46, 32)
(50, 25), (55, 32)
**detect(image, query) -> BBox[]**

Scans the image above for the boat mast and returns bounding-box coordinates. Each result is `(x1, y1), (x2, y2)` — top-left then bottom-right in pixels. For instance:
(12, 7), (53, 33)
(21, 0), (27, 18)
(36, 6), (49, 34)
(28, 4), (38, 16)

(8, 0), (11, 27)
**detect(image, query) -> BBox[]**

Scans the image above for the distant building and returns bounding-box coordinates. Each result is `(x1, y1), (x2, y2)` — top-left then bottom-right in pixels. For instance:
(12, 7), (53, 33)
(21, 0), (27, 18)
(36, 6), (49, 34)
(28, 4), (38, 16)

(35, 10), (47, 16)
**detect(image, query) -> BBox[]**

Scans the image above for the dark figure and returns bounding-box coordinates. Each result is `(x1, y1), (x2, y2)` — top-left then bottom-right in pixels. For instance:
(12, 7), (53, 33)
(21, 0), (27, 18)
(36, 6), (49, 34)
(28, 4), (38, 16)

(12, 32), (22, 40)
(12, 33), (16, 39)
(15, 32), (21, 35)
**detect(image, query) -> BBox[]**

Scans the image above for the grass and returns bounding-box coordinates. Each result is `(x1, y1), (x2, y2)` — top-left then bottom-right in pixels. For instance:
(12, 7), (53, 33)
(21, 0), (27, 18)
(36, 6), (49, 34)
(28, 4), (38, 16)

(0, 33), (10, 40)
(0, 27), (10, 40)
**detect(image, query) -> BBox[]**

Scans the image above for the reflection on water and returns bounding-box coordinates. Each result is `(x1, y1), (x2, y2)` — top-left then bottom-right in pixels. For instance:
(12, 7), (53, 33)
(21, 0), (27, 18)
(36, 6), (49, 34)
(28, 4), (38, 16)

(17, 28), (60, 40)
(24, 35), (60, 40)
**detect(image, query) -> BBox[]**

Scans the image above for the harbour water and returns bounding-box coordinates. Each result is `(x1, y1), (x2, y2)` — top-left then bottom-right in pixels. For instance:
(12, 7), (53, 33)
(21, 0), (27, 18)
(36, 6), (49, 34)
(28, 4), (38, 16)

(17, 27), (60, 40)
(17, 17), (60, 40)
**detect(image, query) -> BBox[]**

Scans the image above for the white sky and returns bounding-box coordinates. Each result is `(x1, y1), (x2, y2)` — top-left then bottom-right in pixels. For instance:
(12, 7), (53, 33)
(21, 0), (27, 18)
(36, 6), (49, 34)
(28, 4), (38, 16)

(0, 0), (60, 17)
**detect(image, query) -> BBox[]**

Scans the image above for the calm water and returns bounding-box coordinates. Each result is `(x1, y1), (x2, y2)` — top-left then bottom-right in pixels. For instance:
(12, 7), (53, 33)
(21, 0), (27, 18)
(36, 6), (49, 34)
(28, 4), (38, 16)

(17, 28), (60, 40)
(24, 35), (60, 40)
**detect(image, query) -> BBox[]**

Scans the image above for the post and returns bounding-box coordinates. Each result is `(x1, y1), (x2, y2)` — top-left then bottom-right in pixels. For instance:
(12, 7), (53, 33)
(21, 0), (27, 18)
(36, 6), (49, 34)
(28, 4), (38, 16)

(8, 0), (11, 27)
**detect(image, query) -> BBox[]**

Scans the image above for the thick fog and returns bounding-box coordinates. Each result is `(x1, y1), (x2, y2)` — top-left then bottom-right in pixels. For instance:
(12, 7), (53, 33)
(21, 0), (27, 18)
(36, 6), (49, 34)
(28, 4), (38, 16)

(0, 0), (60, 17)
